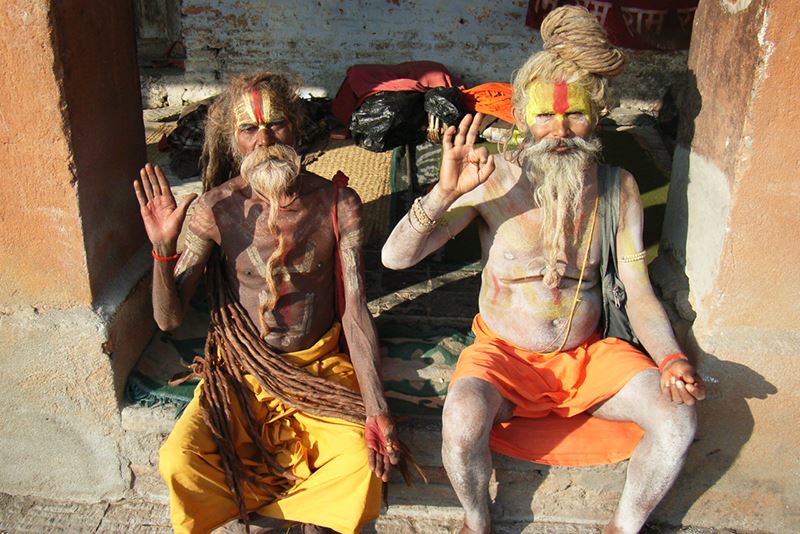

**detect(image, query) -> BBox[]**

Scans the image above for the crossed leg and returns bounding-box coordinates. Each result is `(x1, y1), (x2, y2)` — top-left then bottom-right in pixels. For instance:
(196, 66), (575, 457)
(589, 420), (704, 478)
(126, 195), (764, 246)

(441, 377), (515, 534)
(589, 369), (697, 534)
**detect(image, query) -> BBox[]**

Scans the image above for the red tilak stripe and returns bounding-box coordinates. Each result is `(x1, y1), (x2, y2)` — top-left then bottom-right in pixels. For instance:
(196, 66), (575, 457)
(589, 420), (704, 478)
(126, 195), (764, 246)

(250, 88), (264, 124)
(553, 81), (569, 115)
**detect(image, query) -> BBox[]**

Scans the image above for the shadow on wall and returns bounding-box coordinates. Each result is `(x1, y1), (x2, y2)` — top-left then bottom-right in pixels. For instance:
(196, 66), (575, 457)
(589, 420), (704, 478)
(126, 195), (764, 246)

(654, 69), (779, 526)
(656, 349), (777, 526)
(658, 70), (701, 272)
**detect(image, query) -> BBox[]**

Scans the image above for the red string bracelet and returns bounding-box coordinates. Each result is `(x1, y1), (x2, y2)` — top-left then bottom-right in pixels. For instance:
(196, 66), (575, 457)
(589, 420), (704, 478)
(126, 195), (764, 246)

(658, 353), (688, 373)
(151, 249), (180, 262)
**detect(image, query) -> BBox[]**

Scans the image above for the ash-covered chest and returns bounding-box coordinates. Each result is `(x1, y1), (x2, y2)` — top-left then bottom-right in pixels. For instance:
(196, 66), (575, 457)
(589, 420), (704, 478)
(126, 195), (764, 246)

(217, 195), (336, 283)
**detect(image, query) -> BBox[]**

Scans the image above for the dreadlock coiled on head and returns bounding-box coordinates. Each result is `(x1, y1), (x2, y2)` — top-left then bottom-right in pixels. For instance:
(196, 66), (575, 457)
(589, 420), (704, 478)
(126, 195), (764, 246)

(200, 71), (306, 193)
(511, 5), (625, 128)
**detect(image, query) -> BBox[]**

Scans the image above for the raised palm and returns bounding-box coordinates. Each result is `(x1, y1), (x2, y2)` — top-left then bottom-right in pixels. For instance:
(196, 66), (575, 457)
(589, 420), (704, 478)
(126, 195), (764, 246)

(439, 113), (495, 197)
(133, 163), (197, 248)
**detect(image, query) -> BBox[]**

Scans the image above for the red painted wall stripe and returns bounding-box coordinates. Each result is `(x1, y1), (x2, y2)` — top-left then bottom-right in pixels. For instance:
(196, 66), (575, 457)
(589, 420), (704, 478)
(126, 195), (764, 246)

(553, 81), (569, 114)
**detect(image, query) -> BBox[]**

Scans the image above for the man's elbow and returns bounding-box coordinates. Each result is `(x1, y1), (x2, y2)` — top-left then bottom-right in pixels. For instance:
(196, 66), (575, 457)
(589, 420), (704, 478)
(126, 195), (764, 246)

(381, 247), (409, 270)
(154, 312), (184, 332)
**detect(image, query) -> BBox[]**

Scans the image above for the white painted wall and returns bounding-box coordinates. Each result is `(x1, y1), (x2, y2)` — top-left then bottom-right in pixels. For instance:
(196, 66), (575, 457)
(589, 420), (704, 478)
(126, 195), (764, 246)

(142, 0), (686, 109)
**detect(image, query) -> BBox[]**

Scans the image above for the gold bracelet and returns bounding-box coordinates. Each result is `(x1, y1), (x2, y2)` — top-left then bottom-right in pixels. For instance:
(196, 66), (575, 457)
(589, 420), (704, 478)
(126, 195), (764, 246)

(411, 196), (437, 231)
(408, 210), (436, 234)
(620, 250), (647, 263)
(407, 211), (430, 234)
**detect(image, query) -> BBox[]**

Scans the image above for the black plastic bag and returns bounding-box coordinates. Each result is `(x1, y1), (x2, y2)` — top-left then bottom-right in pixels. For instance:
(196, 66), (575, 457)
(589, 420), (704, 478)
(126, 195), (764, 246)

(349, 91), (426, 152)
(424, 87), (464, 126)
(167, 102), (209, 179)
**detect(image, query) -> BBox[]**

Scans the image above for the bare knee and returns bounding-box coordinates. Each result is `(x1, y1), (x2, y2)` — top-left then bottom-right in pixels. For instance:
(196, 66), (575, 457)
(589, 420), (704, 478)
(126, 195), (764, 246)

(442, 378), (501, 454)
(606, 370), (697, 452)
(648, 403), (697, 452)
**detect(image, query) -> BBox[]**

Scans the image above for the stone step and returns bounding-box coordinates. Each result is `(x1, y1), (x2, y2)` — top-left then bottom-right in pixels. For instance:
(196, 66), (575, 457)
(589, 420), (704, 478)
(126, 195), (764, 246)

(112, 404), (723, 533)
(0, 491), (719, 534)
(121, 405), (627, 528)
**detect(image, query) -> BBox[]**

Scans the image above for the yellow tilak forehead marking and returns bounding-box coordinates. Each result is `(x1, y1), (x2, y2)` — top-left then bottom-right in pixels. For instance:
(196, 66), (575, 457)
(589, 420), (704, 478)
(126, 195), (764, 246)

(233, 89), (286, 127)
(524, 81), (593, 125)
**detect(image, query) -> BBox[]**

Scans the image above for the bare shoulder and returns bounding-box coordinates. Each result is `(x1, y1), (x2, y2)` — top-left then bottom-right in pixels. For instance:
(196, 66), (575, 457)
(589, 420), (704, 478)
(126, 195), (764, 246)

(618, 168), (641, 200)
(188, 176), (247, 239)
(491, 153), (522, 190)
(299, 170), (333, 189)
(302, 170), (363, 211)
(617, 168), (643, 230)
(334, 185), (364, 235)
(201, 175), (248, 206)
(484, 153), (521, 202)
(290, 171), (336, 221)
(337, 184), (363, 214)
(457, 153), (515, 209)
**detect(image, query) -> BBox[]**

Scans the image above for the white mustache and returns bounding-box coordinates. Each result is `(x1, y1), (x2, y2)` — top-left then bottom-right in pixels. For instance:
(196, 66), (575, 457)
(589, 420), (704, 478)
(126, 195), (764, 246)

(241, 144), (300, 183)
(527, 135), (602, 156)
(244, 144), (298, 166)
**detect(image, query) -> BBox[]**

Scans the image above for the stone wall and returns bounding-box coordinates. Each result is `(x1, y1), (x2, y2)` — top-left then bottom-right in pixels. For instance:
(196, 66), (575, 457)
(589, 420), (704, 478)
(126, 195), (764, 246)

(0, 1), (154, 501)
(655, 0), (799, 531)
(142, 0), (687, 111)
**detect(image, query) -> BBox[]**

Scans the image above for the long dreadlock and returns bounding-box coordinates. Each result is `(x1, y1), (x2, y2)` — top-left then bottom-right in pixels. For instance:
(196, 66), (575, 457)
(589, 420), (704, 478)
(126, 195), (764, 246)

(191, 251), (372, 530)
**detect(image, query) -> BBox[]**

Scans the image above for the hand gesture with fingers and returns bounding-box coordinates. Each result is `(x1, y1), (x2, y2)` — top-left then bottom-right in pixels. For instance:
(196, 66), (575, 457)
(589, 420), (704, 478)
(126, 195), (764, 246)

(439, 113), (495, 198)
(660, 358), (707, 405)
(133, 163), (197, 251)
(365, 414), (400, 482)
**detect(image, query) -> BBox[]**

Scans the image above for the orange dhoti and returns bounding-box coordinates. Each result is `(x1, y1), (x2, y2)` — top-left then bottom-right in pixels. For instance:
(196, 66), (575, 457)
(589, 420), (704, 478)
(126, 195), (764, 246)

(451, 314), (656, 466)
(159, 323), (381, 534)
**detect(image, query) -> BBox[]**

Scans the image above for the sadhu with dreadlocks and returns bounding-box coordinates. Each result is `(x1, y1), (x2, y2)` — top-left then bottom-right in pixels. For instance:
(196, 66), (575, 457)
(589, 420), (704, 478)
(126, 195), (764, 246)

(133, 72), (401, 533)
(383, 6), (706, 534)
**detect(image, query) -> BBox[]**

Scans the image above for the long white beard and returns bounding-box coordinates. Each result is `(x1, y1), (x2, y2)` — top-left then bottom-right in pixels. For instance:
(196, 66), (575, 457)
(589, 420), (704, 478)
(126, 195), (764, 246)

(240, 144), (301, 208)
(239, 144), (301, 331)
(521, 135), (602, 288)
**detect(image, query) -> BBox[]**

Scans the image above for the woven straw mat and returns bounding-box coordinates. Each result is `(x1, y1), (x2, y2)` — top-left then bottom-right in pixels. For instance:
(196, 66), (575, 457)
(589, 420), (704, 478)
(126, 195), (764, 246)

(305, 138), (392, 247)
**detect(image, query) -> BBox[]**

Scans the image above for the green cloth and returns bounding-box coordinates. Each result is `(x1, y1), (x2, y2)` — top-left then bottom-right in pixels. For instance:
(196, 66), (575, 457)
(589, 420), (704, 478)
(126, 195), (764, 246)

(126, 317), (472, 417)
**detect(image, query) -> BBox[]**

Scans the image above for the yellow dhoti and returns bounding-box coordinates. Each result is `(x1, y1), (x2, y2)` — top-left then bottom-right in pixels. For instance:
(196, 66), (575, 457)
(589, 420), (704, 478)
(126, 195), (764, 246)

(159, 323), (381, 534)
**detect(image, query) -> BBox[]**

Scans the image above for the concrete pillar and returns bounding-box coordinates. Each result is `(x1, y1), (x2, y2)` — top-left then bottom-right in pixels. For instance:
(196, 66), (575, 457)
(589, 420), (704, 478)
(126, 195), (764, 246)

(0, 1), (154, 500)
(655, 1), (799, 530)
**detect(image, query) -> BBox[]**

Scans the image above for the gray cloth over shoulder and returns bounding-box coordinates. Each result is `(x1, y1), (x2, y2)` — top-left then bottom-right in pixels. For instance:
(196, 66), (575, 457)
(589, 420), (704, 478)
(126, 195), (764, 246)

(598, 164), (645, 353)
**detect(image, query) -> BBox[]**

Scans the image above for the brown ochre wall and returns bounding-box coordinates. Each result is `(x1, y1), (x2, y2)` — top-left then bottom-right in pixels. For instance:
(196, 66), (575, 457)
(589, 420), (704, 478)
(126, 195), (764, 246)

(0, 2), (91, 305)
(52, 2), (148, 305)
(0, 2), (147, 307)
(710, 1), (800, 331)
(656, 1), (799, 531)
(0, 1), (154, 501)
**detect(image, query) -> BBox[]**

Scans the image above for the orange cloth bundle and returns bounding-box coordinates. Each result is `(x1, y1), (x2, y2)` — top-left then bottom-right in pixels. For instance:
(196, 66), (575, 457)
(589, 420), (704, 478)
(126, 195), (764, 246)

(452, 314), (656, 466)
(461, 82), (515, 124)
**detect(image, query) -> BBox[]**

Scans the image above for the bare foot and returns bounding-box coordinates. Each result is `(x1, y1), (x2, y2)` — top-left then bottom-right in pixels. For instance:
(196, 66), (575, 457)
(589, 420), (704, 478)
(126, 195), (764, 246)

(601, 523), (623, 534)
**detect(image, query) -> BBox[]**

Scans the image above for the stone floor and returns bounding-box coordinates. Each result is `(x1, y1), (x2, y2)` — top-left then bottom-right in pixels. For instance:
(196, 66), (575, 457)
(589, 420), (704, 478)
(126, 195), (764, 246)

(0, 492), (742, 534)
